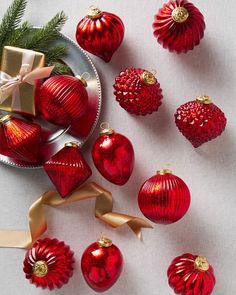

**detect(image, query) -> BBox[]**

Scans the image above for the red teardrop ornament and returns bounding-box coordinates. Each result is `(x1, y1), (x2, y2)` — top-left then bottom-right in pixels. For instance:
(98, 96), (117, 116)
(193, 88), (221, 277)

(138, 169), (190, 224)
(76, 6), (125, 62)
(43, 142), (92, 197)
(81, 235), (123, 292)
(92, 124), (134, 185)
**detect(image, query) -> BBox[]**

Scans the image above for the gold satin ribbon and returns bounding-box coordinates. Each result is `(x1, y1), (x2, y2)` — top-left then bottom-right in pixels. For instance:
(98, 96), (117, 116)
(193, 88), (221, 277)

(0, 182), (152, 249)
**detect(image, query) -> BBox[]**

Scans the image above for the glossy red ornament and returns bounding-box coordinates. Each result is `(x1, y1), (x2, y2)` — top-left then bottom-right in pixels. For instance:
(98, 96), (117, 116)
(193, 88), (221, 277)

(0, 115), (41, 163)
(92, 124), (134, 185)
(43, 142), (92, 197)
(76, 6), (125, 62)
(23, 238), (75, 290)
(38, 75), (88, 127)
(81, 235), (123, 292)
(153, 0), (205, 53)
(138, 169), (190, 224)
(167, 253), (216, 295)
(113, 68), (163, 116)
(175, 96), (227, 148)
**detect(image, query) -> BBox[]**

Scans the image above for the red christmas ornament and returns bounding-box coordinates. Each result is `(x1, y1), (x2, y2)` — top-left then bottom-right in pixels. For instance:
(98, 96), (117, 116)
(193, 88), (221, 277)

(23, 238), (75, 290)
(0, 115), (41, 163)
(38, 75), (88, 127)
(81, 235), (123, 292)
(175, 96), (227, 148)
(76, 6), (125, 62)
(44, 142), (92, 197)
(138, 169), (190, 224)
(113, 68), (163, 116)
(168, 253), (216, 295)
(153, 0), (205, 53)
(92, 124), (134, 185)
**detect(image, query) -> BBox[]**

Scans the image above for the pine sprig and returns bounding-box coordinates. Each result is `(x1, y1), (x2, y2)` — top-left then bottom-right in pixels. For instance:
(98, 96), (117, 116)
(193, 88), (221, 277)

(7, 21), (32, 47)
(51, 62), (72, 76)
(44, 44), (67, 64)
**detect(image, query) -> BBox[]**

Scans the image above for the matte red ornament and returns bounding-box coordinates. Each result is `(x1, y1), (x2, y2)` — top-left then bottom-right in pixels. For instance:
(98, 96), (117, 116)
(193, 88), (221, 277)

(43, 142), (92, 197)
(138, 169), (190, 224)
(92, 124), (134, 185)
(114, 68), (163, 116)
(81, 235), (123, 292)
(23, 238), (75, 290)
(175, 96), (227, 148)
(167, 253), (216, 295)
(38, 75), (88, 127)
(76, 6), (125, 62)
(0, 115), (41, 163)
(153, 0), (205, 53)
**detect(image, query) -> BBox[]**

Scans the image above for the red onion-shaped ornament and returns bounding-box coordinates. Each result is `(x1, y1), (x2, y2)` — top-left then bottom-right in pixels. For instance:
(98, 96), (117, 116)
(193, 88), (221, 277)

(76, 6), (125, 62)
(114, 68), (163, 115)
(0, 115), (41, 163)
(81, 235), (123, 292)
(168, 253), (216, 295)
(38, 75), (88, 127)
(138, 169), (190, 224)
(175, 96), (227, 148)
(153, 0), (205, 53)
(43, 142), (92, 197)
(92, 124), (134, 185)
(23, 238), (75, 290)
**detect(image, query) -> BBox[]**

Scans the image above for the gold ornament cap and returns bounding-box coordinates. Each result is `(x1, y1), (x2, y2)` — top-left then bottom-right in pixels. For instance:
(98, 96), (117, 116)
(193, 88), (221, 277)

(196, 96), (213, 105)
(87, 6), (103, 19)
(97, 234), (113, 247)
(65, 142), (80, 149)
(194, 256), (210, 272)
(75, 75), (88, 87)
(140, 70), (157, 86)
(32, 260), (49, 277)
(172, 7), (189, 23)
(100, 122), (114, 136)
(0, 114), (12, 124)
(157, 168), (173, 175)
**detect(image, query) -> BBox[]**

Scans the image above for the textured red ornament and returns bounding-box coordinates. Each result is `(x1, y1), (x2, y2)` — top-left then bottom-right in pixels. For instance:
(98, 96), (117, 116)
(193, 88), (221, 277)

(23, 238), (74, 290)
(167, 253), (216, 295)
(138, 169), (190, 224)
(76, 6), (125, 62)
(114, 68), (163, 116)
(43, 142), (92, 197)
(175, 96), (227, 148)
(38, 75), (88, 127)
(92, 124), (134, 185)
(0, 115), (41, 163)
(81, 235), (123, 292)
(153, 0), (205, 53)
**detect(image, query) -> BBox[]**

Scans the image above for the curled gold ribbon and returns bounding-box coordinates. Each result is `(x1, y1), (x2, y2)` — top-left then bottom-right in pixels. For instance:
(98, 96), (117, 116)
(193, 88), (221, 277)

(0, 182), (152, 249)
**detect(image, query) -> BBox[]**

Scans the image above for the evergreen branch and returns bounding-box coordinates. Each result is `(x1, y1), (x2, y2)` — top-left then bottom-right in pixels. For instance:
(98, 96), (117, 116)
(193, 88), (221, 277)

(44, 44), (67, 64)
(7, 21), (32, 46)
(50, 62), (72, 76)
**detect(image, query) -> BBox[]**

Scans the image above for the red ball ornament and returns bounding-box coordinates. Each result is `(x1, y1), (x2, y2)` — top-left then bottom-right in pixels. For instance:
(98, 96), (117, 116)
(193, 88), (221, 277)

(76, 6), (124, 62)
(175, 96), (227, 148)
(44, 142), (92, 197)
(23, 238), (75, 290)
(138, 169), (190, 224)
(92, 124), (134, 185)
(81, 235), (123, 292)
(153, 0), (205, 53)
(167, 253), (216, 295)
(38, 75), (88, 127)
(113, 68), (163, 115)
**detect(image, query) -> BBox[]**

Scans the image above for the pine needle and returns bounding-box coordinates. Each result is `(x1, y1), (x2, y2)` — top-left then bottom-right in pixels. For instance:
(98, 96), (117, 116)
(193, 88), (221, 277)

(44, 44), (67, 64)
(7, 21), (32, 46)
(51, 62), (72, 76)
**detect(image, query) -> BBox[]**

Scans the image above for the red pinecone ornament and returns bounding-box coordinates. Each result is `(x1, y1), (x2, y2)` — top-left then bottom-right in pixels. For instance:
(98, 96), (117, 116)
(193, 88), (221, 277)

(153, 0), (205, 53)
(168, 253), (216, 295)
(81, 235), (123, 292)
(38, 75), (88, 127)
(0, 115), (41, 163)
(23, 238), (74, 290)
(113, 68), (163, 115)
(138, 169), (190, 224)
(44, 142), (92, 197)
(175, 96), (227, 147)
(76, 6), (124, 62)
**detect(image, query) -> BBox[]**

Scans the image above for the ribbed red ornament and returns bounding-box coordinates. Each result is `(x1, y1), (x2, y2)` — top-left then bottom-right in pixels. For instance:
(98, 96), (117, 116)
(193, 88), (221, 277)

(23, 238), (75, 290)
(138, 169), (190, 224)
(167, 253), (216, 295)
(38, 75), (88, 127)
(81, 235), (123, 292)
(175, 96), (227, 148)
(43, 143), (92, 197)
(0, 115), (41, 163)
(153, 0), (205, 53)
(113, 68), (163, 115)
(76, 6), (125, 62)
